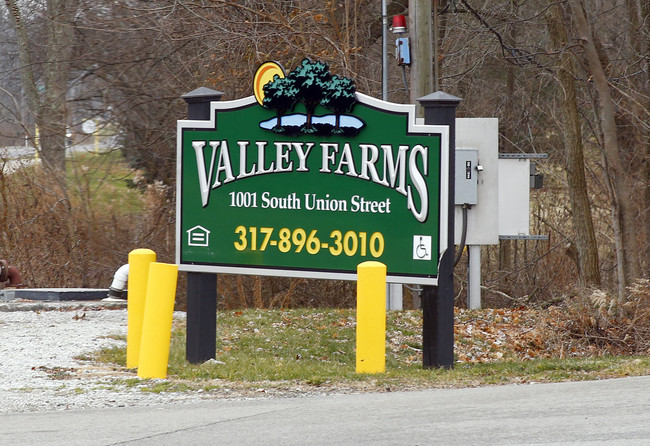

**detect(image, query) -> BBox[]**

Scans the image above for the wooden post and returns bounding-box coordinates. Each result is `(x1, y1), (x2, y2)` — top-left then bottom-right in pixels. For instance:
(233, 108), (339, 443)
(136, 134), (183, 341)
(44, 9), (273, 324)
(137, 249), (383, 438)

(418, 91), (461, 369)
(182, 87), (223, 364)
(409, 0), (433, 116)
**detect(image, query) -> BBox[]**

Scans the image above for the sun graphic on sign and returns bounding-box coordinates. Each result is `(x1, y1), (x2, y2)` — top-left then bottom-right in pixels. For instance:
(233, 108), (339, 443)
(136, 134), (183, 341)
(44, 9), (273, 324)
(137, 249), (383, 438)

(253, 61), (286, 105)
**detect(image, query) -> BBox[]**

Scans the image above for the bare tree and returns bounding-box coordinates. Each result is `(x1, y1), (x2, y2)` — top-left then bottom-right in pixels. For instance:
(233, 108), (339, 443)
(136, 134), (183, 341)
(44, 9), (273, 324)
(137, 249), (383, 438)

(4, 0), (78, 175)
(0, 0), (646, 302)
(623, 0), (650, 278)
(545, 0), (601, 287)
(568, 0), (641, 298)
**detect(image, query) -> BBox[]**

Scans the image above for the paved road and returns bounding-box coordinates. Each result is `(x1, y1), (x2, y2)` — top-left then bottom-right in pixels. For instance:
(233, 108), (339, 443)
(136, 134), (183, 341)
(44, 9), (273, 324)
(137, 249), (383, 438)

(1, 376), (649, 445)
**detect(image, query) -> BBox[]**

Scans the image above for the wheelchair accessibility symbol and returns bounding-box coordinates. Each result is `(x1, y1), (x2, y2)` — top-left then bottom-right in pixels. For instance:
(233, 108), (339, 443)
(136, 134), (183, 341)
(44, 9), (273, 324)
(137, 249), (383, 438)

(413, 235), (432, 260)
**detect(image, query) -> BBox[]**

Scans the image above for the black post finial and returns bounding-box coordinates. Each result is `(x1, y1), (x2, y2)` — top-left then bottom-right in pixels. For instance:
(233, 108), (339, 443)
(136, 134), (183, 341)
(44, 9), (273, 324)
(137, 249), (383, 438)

(182, 87), (224, 120)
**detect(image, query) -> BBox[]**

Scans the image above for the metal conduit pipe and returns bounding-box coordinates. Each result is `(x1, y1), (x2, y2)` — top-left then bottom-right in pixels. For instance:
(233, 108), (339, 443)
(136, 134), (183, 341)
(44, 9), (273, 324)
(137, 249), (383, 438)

(107, 264), (129, 299)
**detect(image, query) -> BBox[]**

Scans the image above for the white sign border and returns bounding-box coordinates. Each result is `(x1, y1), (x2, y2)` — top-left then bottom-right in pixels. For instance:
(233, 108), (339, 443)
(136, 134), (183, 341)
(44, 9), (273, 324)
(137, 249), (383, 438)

(176, 93), (449, 285)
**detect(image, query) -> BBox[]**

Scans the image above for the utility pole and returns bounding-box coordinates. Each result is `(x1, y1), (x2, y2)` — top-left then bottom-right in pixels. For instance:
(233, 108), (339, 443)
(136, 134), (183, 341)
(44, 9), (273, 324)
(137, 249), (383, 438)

(409, 0), (433, 115)
(409, 0), (459, 369)
(433, 0), (440, 92)
(382, 0), (388, 101)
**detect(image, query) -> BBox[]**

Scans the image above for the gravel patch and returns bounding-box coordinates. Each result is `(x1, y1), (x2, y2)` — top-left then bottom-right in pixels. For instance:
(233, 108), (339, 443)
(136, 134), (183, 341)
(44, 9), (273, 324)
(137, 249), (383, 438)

(0, 305), (207, 414)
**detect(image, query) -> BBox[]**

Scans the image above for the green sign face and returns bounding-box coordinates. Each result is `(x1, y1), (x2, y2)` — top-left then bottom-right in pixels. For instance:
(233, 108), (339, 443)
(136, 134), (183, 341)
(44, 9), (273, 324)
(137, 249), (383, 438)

(177, 83), (448, 284)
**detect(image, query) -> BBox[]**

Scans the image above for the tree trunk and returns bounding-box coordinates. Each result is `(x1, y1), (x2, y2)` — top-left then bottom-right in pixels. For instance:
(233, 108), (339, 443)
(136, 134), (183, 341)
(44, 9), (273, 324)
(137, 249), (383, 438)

(626, 0), (650, 277)
(569, 0), (641, 298)
(499, 0), (518, 274)
(4, 0), (77, 176)
(641, 1), (650, 278)
(545, 1), (601, 287)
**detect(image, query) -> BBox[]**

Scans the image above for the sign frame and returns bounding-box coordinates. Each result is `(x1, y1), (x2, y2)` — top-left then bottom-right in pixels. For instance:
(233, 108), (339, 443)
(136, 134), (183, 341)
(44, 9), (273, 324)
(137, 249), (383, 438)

(176, 92), (449, 285)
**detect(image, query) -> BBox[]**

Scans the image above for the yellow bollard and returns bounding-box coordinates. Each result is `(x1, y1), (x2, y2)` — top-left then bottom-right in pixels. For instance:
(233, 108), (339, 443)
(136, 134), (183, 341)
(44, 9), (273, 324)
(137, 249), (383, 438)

(356, 261), (387, 374)
(137, 262), (178, 379)
(126, 248), (156, 368)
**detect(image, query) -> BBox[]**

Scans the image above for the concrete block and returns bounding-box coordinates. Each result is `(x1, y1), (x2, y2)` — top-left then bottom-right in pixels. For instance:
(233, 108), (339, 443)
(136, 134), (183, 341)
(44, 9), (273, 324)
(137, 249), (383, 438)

(0, 288), (110, 301)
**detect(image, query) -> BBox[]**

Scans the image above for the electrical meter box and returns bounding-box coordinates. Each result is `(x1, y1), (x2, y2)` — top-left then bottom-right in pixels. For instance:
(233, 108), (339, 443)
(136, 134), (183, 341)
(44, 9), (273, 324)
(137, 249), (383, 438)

(395, 38), (410, 65)
(455, 149), (479, 205)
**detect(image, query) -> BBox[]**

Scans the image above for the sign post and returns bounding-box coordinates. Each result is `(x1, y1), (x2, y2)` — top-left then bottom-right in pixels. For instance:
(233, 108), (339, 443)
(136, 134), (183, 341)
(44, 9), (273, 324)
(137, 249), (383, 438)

(418, 91), (461, 369)
(182, 87), (223, 364)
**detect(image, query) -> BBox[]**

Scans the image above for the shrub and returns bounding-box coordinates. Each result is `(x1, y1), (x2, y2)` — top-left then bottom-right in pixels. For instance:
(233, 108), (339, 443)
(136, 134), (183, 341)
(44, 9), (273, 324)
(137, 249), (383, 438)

(540, 279), (650, 356)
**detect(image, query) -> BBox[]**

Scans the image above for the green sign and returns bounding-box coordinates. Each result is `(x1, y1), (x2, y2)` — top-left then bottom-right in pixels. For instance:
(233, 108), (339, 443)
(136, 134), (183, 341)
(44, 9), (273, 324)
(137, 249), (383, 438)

(177, 61), (448, 284)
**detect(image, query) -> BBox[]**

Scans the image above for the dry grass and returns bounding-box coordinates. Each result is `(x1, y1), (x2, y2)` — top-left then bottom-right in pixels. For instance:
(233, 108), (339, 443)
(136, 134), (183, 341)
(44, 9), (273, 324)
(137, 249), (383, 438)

(0, 154), (175, 290)
(85, 304), (650, 396)
(452, 280), (650, 362)
(539, 279), (650, 357)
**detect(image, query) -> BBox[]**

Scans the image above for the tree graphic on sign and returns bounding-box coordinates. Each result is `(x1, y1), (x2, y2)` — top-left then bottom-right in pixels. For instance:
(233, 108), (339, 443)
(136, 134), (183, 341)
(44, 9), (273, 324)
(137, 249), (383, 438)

(321, 75), (357, 134)
(258, 58), (364, 136)
(287, 59), (332, 134)
(262, 74), (298, 133)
